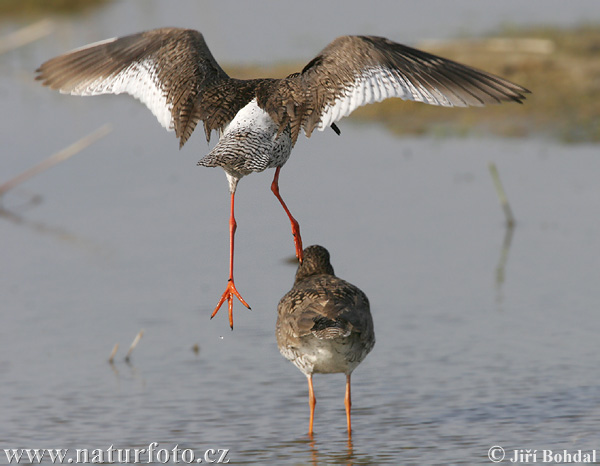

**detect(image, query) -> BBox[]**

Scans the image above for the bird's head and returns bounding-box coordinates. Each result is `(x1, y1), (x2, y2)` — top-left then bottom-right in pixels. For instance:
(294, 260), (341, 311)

(295, 245), (335, 282)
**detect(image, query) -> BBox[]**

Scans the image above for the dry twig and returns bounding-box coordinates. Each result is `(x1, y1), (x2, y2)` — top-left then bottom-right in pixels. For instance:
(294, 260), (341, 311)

(125, 329), (144, 362)
(0, 124), (112, 197)
(0, 19), (55, 55)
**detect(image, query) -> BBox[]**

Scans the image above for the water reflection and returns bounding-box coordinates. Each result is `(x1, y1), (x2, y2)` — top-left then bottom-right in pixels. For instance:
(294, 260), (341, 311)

(309, 436), (355, 466)
(494, 223), (515, 309)
(1, 195), (83, 244)
(0, 198), (109, 256)
(4, 2), (600, 464)
(488, 161), (516, 310)
(0, 124), (112, 249)
(108, 351), (147, 388)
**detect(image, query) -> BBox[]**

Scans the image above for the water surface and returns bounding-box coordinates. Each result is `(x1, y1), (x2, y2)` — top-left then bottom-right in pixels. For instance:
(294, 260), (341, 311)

(2, 2), (600, 464)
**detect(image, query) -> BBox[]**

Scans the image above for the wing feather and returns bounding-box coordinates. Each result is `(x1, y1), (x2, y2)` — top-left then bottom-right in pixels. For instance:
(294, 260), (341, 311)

(264, 35), (529, 138)
(36, 28), (234, 146)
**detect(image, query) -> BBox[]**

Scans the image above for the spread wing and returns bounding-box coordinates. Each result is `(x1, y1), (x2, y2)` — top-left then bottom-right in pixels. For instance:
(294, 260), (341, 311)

(263, 35), (530, 141)
(36, 28), (238, 147)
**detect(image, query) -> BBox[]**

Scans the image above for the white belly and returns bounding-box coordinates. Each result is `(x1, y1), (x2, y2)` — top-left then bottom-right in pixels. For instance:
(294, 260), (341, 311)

(222, 97), (278, 135)
(282, 335), (365, 376)
(197, 98), (293, 183)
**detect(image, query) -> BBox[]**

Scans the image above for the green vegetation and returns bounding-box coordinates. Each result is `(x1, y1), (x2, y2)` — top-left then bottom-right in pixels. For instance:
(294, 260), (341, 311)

(225, 26), (600, 143)
(0, 0), (112, 17)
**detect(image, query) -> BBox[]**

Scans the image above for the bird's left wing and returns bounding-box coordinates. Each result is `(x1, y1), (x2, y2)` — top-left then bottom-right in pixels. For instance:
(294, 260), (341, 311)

(36, 28), (234, 147)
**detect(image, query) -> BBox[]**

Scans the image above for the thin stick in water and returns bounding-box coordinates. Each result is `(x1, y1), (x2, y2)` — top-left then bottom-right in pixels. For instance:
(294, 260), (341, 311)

(0, 124), (112, 197)
(125, 329), (144, 362)
(0, 19), (55, 55)
(488, 162), (515, 227)
(108, 343), (119, 364)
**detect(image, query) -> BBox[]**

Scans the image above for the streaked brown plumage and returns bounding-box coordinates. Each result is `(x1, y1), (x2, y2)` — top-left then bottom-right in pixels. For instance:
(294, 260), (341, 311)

(277, 245), (375, 436)
(36, 28), (530, 328)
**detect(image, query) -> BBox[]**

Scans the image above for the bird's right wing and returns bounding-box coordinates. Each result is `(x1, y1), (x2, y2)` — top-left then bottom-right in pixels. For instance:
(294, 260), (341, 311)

(270, 35), (530, 139)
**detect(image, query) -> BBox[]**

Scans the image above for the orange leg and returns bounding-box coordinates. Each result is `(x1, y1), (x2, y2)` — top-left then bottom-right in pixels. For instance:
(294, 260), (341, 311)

(271, 166), (303, 263)
(307, 374), (316, 437)
(210, 191), (250, 329)
(345, 374), (352, 436)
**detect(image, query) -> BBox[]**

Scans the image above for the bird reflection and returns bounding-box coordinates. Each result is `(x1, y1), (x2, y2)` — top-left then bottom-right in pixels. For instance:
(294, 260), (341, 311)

(309, 435), (355, 466)
(276, 245), (375, 438)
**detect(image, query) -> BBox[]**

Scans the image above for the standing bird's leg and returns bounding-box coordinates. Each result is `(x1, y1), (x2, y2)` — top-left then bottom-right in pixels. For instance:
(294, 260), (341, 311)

(307, 374), (316, 436)
(345, 373), (352, 436)
(271, 166), (303, 263)
(211, 187), (251, 329)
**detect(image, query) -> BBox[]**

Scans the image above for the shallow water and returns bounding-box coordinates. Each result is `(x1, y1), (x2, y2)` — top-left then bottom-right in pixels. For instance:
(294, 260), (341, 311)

(2, 2), (600, 465)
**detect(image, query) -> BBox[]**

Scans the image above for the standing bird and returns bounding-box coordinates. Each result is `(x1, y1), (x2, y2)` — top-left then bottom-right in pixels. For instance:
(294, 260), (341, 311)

(36, 28), (529, 328)
(276, 245), (375, 436)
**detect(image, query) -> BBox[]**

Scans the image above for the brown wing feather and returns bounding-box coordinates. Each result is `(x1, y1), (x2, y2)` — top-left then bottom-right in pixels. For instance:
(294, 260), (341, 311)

(277, 275), (373, 347)
(261, 35), (530, 139)
(256, 77), (306, 144)
(36, 28), (246, 147)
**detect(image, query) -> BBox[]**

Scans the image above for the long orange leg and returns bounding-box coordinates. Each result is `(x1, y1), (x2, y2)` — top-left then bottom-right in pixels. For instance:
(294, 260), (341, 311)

(210, 191), (250, 329)
(307, 374), (316, 437)
(345, 373), (352, 436)
(271, 166), (303, 263)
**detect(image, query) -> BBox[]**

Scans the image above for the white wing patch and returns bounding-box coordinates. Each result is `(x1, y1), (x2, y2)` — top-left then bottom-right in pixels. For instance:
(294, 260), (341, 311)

(317, 65), (462, 131)
(67, 36), (120, 53)
(61, 58), (174, 132)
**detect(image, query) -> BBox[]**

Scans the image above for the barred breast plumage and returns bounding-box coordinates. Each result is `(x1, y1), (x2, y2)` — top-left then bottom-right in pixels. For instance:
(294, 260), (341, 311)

(198, 99), (292, 192)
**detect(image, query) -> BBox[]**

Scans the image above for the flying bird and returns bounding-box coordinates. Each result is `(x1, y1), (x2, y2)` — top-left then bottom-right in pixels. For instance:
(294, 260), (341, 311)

(36, 28), (529, 328)
(276, 245), (375, 436)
